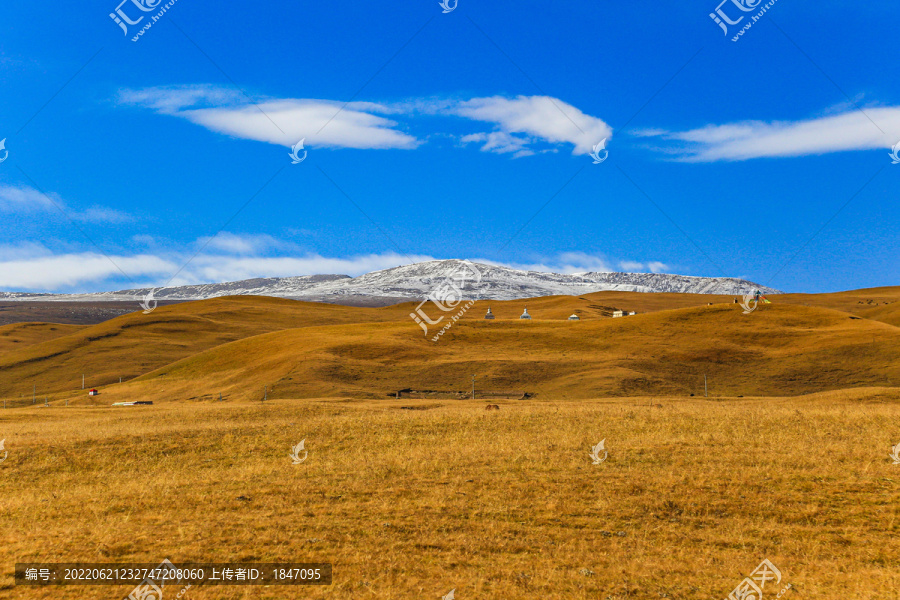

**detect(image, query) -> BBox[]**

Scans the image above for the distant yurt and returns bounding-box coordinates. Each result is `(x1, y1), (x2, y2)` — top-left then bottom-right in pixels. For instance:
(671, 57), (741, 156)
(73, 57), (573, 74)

(568, 313), (580, 320)
(520, 307), (532, 320)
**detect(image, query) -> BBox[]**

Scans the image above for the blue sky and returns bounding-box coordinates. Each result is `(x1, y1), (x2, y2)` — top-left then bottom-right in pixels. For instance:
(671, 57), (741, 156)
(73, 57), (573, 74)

(0, 0), (897, 293)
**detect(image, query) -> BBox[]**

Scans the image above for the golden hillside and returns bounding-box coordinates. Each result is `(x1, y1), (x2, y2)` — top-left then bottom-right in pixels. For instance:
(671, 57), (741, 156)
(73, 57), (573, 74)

(2, 288), (898, 404)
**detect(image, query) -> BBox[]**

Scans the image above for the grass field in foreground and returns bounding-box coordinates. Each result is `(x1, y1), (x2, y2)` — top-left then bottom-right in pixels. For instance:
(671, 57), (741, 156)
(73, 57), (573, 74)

(1, 391), (899, 599)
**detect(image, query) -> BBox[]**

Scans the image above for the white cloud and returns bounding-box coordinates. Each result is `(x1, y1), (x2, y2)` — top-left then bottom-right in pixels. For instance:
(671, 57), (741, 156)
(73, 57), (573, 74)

(617, 260), (668, 273)
(0, 245), (173, 290)
(618, 260), (645, 271)
(118, 85), (419, 150)
(167, 252), (436, 287)
(197, 232), (296, 255)
(118, 87), (614, 157)
(460, 131), (534, 158)
(0, 235), (670, 293)
(0, 235), (437, 292)
(452, 95), (612, 155)
(644, 106), (900, 161)
(0, 183), (132, 223)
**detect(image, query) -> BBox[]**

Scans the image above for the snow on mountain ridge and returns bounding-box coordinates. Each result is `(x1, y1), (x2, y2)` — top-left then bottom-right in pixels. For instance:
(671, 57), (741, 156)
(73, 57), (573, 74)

(0, 260), (781, 302)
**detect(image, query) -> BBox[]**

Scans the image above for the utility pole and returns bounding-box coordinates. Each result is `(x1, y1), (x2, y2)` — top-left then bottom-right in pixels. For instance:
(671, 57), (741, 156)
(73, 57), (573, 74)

(472, 375), (475, 400)
(33, 384), (36, 404)
(704, 374), (708, 398)
(264, 386), (267, 402)
(82, 374), (85, 389)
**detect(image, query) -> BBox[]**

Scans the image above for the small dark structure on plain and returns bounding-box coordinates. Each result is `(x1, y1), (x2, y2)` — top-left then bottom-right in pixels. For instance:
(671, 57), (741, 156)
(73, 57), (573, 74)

(392, 389), (529, 400)
(484, 307), (495, 320)
(485, 404), (500, 411)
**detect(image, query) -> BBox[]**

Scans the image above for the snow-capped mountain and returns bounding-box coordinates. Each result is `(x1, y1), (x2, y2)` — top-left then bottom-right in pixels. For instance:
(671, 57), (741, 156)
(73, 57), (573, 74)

(0, 260), (781, 303)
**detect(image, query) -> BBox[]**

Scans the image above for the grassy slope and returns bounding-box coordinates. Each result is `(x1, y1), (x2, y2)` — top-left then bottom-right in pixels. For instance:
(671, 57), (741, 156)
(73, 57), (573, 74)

(2, 289), (899, 403)
(0, 323), (85, 355)
(63, 303), (900, 404)
(778, 287), (900, 326)
(0, 296), (404, 398)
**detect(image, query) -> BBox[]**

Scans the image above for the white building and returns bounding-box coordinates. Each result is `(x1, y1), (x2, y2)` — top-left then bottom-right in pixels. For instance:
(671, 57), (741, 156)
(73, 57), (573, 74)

(520, 307), (532, 319)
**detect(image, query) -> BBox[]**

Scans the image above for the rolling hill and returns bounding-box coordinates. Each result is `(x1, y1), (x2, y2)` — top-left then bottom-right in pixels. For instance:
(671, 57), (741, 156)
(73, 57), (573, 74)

(1, 287), (898, 404)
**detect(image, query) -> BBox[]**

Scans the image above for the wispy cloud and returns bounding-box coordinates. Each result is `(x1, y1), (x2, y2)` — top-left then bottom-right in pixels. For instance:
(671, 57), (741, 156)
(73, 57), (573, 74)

(0, 243), (171, 290)
(0, 183), (132, 223)
(0, 235), (668, 293)
(452, 95), (612, 156)
(196, 232), (299, 255)
(641, 106), (900, 161)
(117, 86), (613, 157)
(460, 131), (535, 158)
(118, 85), (420, 150)
(0, 235), (437, 292)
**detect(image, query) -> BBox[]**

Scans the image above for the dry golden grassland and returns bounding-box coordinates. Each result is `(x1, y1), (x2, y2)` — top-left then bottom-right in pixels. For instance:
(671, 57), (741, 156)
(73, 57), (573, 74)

(2, 391), (899, 599)
(3, 295), (900, 405)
